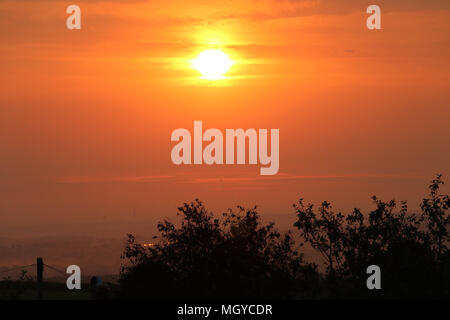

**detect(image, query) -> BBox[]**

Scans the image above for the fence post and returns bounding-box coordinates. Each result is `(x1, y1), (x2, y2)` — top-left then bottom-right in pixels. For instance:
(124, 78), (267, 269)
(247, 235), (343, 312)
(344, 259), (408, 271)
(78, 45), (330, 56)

(37, 257), (43, 300)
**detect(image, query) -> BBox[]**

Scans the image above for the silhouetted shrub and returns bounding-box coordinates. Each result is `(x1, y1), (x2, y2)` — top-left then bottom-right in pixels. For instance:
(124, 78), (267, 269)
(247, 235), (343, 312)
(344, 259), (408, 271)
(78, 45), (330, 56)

(293, 174), (449, 299)
(120, 175), (449, 299)
(119, 200), (317, 299)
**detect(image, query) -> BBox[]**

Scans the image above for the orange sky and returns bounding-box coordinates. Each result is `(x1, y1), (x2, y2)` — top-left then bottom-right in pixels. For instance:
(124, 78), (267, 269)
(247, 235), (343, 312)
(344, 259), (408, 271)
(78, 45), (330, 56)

(1, 0), (449, 238)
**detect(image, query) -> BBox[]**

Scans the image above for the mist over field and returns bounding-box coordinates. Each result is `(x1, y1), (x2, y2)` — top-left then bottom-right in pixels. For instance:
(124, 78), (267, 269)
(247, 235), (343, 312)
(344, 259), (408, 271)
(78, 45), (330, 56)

(0, 212), (302, 277)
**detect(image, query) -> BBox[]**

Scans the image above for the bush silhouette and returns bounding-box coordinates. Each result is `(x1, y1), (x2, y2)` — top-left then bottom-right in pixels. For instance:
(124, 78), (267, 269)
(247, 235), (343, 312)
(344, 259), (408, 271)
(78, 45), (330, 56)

(293, 174), (449, 299)
(119, 200), (317, 299)
(120, 175), (449, 299)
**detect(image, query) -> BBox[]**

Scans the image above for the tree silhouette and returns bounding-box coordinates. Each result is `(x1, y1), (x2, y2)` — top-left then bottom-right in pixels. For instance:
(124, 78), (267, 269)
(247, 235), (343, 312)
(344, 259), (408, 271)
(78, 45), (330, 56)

(119, 199), (317, 299)
(293, 174), (449, 299)
(120, 175), (449, 299)
(421, 174), (450, 257)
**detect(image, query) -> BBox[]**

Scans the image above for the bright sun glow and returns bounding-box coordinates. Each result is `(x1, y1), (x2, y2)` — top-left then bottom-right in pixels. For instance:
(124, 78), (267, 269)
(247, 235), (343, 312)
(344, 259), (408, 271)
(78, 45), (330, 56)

(192, 49), (234, 80)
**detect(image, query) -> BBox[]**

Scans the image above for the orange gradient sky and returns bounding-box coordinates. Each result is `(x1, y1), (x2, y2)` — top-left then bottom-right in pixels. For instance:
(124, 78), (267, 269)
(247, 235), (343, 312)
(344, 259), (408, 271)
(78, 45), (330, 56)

(1, 0), (449, 237)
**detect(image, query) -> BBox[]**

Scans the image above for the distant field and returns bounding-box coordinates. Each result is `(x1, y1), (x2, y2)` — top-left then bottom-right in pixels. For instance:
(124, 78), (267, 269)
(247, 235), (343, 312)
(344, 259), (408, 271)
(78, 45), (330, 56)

(20, 289), (91, 300)
(1, 281), (93, 300)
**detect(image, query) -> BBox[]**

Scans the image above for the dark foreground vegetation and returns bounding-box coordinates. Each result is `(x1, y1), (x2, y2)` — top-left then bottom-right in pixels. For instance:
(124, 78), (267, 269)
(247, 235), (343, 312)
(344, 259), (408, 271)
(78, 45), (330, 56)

(0, 278), (91, 300)
(120, 175), (449, 299)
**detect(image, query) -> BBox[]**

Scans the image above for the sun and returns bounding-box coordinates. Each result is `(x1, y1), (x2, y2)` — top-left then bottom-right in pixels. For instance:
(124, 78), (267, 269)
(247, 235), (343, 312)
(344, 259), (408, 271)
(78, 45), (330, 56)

(192, 49), (234, 80)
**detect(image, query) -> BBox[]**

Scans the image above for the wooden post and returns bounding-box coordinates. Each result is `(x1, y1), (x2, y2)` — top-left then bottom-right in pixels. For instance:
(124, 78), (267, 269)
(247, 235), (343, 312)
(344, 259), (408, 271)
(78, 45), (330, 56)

(37, 257), (43, 300)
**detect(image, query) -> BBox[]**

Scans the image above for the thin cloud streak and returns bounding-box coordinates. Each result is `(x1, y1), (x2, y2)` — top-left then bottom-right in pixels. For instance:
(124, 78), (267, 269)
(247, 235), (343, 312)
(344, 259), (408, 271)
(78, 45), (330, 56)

(58, 175), (176, 184)
(57, 172), (428, 185)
